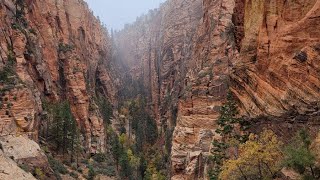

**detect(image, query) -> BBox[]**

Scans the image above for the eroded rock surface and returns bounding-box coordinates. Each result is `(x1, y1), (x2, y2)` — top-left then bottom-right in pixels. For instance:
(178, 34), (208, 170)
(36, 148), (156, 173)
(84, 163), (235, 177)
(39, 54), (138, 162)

(0, 153), (36, 180)
(0, 0), (116, 152)
(0, 135), (52, 180)
(231, 0), (320, 117)
(1, 0), (320, 179)
(171, 0), (238, 179)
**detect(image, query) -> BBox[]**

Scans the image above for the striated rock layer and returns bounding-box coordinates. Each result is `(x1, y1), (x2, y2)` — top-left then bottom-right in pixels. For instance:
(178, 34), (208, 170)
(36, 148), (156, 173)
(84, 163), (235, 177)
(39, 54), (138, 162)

(115, 0), (320, 179)
(0, 0), (116, 152)
(171, 0), (238, 179)
(231, 0), (320, 117)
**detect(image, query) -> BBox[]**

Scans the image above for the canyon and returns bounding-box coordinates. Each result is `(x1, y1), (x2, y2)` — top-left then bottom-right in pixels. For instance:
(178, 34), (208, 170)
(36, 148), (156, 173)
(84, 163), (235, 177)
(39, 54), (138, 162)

(0, 0), (319, 179)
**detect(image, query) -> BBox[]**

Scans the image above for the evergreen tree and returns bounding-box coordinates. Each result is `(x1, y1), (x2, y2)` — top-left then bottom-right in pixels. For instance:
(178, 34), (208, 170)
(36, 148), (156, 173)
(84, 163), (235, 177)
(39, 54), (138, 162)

(119, 151), (132, 179)
(284, 130), (320, 178)
(88, 165), (96, 180)
(209, 91), (249, 179)
(110, 131), (121, 169)
(45, 101), (80, 156)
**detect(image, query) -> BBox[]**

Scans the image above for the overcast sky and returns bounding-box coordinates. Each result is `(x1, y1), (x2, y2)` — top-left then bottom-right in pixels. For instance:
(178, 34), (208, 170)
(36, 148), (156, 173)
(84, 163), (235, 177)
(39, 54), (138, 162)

(84, 0), (167, 30)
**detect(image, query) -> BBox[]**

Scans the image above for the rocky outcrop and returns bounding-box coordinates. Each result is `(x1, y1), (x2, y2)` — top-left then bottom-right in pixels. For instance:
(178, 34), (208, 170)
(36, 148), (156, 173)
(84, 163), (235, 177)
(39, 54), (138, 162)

(0, 0), (115, 152)
(0, 135), (52, 180)
(0, 154), (36, 180)
(0, 135), (53, 178)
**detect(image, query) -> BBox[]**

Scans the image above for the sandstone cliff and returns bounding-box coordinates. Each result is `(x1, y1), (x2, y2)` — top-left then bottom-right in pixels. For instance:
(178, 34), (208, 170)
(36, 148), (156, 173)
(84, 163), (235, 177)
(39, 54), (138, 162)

(171, 0), (238, 178)
(0, 0), (116, 153)
(114, 0), (320, 179)
(114, 0), (203, 128)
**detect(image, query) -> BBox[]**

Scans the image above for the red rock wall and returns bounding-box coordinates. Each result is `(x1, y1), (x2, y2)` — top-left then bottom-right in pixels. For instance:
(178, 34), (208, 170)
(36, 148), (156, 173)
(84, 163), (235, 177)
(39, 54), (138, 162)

(0, 0), (116, 153)
(114, 0), (203, 129)
(232, 0), (320, 118)
(171, 0), (239, 178)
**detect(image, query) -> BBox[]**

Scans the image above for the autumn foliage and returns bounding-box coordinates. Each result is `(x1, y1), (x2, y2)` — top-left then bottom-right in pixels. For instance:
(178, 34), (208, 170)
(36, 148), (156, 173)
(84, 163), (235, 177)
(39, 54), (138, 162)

(219, 130), (283, 180)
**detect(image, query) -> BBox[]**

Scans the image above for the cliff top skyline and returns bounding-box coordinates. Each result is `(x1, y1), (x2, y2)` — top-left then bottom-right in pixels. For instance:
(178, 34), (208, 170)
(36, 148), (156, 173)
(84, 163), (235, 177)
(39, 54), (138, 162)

(84, 0), (167, 30)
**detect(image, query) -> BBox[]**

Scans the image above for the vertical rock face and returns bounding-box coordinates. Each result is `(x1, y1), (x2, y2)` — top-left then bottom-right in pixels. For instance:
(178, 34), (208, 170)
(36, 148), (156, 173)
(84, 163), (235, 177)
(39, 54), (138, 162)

(171, 0), (238, 179)
(0, 0), (115, 152)
(114, 0), (237, 178)
(114, 0), (203, 128)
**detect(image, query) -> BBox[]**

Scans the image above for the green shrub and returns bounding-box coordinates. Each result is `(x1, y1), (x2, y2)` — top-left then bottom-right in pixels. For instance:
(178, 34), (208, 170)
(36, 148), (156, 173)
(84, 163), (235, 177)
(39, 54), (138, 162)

(92, 153), (107, 163)
(96, 166), (116, 177)
(283, 130), (316, 175)
(18, 164), (30, 172)
(48, 155), (68, 175)
(29, 28), (37, 35)
(69, 171), (78, 178)
(81, 159), (89, 165)
(62, 160), (71, 166)
(58, 43), (74, 53)
(0, 63), (15, 84)
(77, 168), (83, 173)
(34, 167), (45, 180)
(87, 165), (96, 180)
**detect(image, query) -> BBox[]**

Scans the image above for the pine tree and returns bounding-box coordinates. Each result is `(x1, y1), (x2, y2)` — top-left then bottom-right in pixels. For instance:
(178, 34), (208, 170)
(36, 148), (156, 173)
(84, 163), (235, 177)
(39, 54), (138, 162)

(284, 130), (320, 178)
(208, 91), (249, 179)
(46, 101), (79, 156)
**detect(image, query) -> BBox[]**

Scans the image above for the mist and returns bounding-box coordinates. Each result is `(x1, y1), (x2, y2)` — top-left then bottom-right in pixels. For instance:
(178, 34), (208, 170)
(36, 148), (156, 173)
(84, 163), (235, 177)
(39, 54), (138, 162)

(84, 0), (167, 30)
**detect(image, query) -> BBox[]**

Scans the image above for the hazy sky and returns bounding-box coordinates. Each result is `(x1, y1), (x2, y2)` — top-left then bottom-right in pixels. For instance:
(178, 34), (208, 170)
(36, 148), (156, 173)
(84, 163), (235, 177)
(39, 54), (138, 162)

(84, 0), (167, 30)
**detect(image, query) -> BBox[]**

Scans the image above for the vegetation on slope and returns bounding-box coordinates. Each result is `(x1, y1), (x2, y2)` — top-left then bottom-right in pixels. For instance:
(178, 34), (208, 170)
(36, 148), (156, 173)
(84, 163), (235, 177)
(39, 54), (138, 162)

(209, 91), (320, 180)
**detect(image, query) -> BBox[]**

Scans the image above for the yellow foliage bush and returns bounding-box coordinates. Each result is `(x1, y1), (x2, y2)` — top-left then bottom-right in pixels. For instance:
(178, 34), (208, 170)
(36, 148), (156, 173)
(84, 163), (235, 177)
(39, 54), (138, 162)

(219, 129), (283, 180)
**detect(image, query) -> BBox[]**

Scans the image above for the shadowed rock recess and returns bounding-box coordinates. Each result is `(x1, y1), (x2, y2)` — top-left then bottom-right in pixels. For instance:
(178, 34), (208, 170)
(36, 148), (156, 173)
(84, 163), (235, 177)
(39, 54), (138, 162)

(0, 0), (319, 179)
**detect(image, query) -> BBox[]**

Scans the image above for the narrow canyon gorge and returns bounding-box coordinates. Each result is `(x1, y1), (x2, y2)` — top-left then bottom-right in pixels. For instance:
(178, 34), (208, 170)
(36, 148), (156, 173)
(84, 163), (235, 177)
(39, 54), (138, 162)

(0, 0), (319, 179)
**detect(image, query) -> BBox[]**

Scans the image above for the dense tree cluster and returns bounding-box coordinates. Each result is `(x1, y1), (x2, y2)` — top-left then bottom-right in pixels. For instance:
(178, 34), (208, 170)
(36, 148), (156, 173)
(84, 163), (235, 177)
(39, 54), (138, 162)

(106, 96), (168, 179)
(43, 101), (81, 159)
(128, 99), (158, 151)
